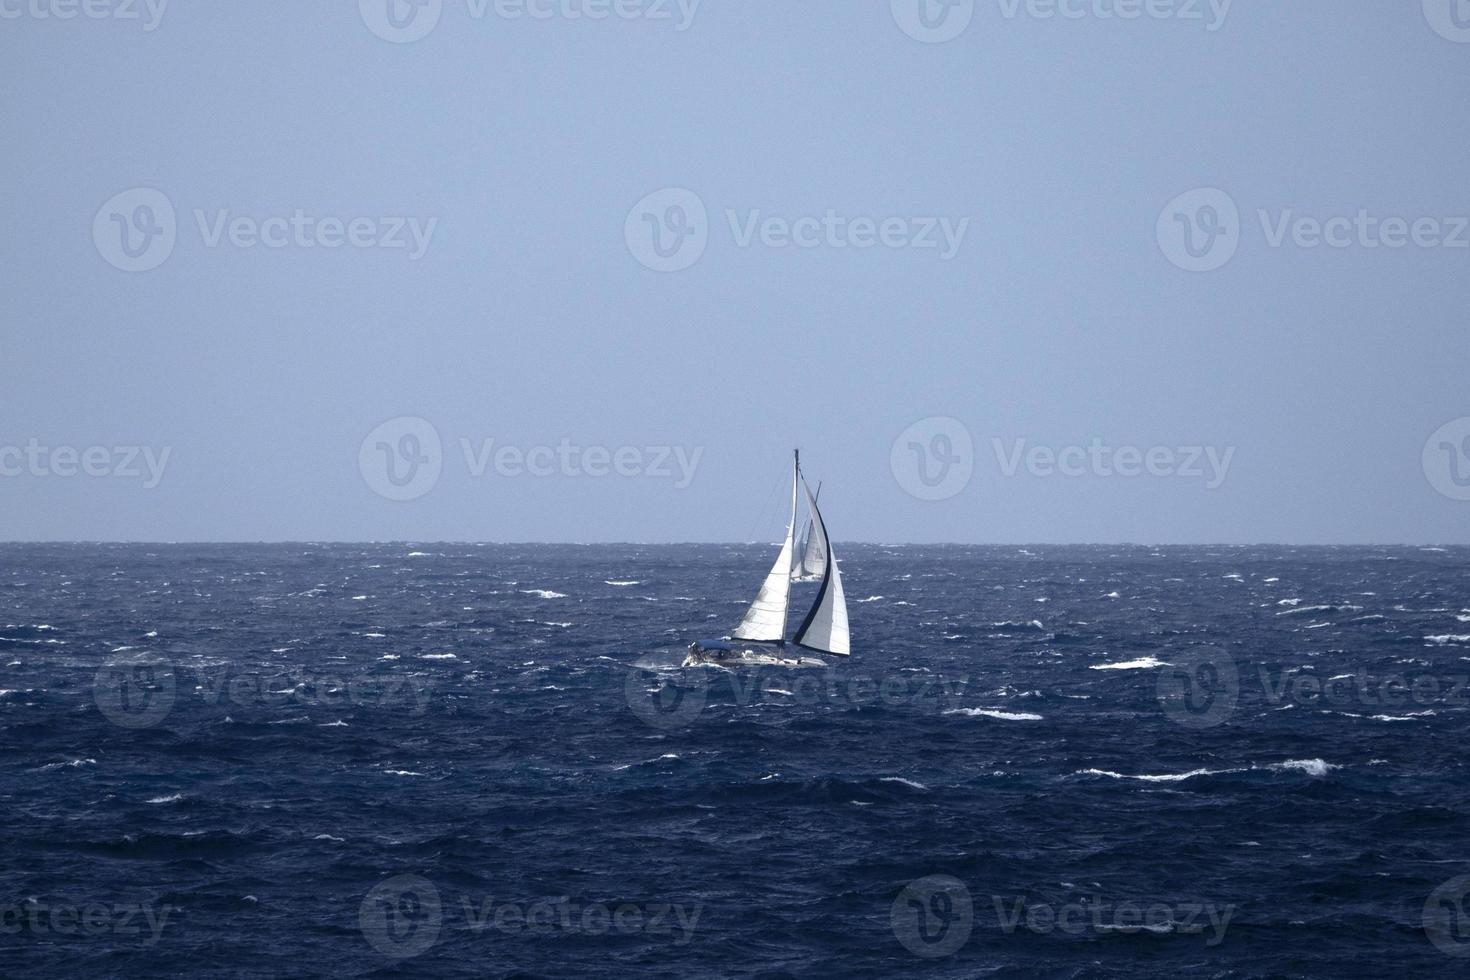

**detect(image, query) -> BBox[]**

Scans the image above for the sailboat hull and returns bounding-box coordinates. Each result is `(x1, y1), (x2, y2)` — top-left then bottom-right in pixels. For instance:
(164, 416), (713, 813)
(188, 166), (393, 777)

(681, 639), (824, 668)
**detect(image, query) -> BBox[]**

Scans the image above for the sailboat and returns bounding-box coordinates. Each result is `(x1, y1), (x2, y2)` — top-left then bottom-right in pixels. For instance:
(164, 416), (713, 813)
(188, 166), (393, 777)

(791, 482), (824, 582)
(683, 451), (850, 666)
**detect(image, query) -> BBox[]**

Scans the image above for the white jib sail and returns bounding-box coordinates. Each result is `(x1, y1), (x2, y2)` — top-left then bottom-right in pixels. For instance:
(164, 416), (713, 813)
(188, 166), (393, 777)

(797, 519), (826, 578)
(792, 478), (850, 655)
(791, 485), (825, 580)
(733, 455), (799, 642)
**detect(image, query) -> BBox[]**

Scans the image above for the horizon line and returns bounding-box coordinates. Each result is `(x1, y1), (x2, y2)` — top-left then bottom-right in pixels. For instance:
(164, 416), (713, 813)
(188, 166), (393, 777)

(1, 540), (1466, 549)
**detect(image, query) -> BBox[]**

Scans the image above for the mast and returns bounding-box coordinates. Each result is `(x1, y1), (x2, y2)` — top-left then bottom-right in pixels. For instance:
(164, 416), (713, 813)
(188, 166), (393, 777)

(781, 448), (799, 641)
(732, 449), (801, 644)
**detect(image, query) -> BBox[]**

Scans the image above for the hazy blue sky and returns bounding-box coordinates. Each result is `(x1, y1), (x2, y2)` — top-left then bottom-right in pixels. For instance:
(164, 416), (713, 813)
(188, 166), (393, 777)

(3, 1), (1468, 543)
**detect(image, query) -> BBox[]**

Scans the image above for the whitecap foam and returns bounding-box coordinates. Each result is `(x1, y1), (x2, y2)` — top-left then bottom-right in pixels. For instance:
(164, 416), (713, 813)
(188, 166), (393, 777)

(880, 777), (928, 790)
(38, 758), (97, 771)
(146, 793), (184, 804)
(1277, 604), (1360, 617)
(520, 589), (568, 599)
(944, 708), (1043, 721)
(1089, 657), (1169, 671)
(1267, 759), (1337, 777)
(1079, 767), (1237, 783)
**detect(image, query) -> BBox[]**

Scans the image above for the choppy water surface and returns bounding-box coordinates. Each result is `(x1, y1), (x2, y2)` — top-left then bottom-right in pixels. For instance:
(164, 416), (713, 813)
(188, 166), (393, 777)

(2, 543), (1469, 977)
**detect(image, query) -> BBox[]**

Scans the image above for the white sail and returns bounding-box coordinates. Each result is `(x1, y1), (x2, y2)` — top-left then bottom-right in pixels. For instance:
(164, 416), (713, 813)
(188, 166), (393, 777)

(732, 454), (798, 642)
(791, 485), (825, 580)
(791, 478), (850, 656)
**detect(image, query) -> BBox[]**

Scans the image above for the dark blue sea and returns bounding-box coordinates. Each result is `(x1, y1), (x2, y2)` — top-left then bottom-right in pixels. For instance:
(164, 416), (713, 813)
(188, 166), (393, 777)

(3, 543), (1470, 978)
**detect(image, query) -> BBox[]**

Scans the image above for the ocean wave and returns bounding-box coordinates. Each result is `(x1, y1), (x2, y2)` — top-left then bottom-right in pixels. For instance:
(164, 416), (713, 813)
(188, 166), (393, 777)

(1078, 759), (1339, 782)
(1090, 657), (1169, 670)
(944, 708), (1043, 721)
(1079, 767), (1238, 783)
(879, 777), (928, 790)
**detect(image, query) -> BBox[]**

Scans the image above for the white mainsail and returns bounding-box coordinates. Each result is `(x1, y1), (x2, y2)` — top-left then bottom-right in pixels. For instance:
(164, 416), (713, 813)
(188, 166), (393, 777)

(732, 453), (799, 642)
(791, 477), (850, 656)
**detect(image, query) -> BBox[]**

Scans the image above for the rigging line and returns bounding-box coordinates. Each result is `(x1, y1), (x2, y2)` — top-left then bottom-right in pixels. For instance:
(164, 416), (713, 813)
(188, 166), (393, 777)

(745, 456), (788, 545)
